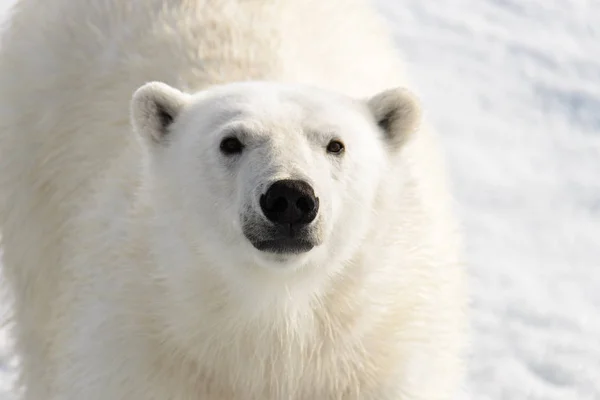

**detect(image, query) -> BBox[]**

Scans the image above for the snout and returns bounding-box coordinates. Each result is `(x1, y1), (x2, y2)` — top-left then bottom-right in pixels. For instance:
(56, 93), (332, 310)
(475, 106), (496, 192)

(244, 179), (320, 255)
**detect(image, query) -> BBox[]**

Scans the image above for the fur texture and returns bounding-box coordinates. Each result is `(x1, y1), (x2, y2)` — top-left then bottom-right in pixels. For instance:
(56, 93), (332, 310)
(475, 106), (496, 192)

(0, 0), (466, 399)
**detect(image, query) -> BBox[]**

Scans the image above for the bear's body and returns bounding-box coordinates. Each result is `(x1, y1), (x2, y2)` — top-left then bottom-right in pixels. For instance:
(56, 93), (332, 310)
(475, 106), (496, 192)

(0, 1), (466, 399)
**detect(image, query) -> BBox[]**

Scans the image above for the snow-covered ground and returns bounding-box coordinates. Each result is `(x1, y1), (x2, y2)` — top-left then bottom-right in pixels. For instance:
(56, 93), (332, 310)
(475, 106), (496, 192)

(375, 2), (600, 399)
(1, 0), (599, 399)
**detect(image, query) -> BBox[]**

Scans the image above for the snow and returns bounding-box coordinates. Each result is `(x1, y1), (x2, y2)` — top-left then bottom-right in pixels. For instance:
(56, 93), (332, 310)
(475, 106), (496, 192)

(375, 1), (600, 399)
(0, 0), (599, 399)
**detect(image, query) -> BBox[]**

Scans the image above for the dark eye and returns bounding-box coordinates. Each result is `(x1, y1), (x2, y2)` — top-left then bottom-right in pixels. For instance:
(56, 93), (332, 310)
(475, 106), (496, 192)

(326, 140), (345, 154)
(220, 137), (244, 155)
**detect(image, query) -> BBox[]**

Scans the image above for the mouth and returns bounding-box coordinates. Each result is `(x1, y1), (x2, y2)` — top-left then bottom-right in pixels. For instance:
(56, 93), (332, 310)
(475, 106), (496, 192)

(243, 222), (317, 255)
(252, 238), (314, 254)
(242, 212), (320, 256)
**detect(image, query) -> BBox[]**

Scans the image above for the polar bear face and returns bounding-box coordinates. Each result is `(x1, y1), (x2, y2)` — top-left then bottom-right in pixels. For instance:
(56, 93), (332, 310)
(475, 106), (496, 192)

(131, 81), (420, 277)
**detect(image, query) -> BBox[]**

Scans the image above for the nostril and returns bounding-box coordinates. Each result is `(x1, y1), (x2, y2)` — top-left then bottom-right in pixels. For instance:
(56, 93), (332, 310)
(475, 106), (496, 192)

(296, 196), (314, 213)
(260, 194), (288, 213)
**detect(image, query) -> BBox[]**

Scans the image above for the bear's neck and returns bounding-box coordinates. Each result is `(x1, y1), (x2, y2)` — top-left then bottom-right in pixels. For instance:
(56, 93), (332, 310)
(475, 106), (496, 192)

(137, 255), (375, 397)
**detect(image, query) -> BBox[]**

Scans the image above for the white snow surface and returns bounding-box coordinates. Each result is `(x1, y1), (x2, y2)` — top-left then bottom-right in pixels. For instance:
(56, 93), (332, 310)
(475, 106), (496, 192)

(0, 0), (599, 399)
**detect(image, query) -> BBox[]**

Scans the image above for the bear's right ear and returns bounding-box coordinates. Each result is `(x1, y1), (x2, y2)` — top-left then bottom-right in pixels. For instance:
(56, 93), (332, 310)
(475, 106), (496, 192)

(131, 82), (190, 144)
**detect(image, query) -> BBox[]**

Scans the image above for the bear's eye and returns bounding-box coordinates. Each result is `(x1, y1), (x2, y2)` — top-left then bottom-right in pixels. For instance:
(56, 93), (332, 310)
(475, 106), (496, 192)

(326, 140), (345, 155)
(220, 137), (244, 155)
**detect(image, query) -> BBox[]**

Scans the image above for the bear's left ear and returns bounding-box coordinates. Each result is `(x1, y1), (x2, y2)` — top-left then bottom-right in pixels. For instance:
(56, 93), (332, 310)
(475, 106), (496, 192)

(367, 87), (421, 150)
(131, 81), (190, 145)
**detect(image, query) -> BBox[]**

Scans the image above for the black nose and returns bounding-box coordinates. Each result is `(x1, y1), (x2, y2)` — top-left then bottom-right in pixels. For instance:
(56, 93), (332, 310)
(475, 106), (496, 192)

(260, 179), (319, 226)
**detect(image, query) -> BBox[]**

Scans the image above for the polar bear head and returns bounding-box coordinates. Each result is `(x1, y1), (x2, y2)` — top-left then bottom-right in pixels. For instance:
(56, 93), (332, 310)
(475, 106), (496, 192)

(131, 81), (420, 288)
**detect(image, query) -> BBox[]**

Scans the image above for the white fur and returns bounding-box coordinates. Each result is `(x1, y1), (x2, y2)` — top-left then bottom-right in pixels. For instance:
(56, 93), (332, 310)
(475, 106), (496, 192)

(0, 1), (466, 399)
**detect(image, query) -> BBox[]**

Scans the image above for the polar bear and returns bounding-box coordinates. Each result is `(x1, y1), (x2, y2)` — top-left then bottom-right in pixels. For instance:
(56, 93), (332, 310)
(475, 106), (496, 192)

(0, 0), (466, 399)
